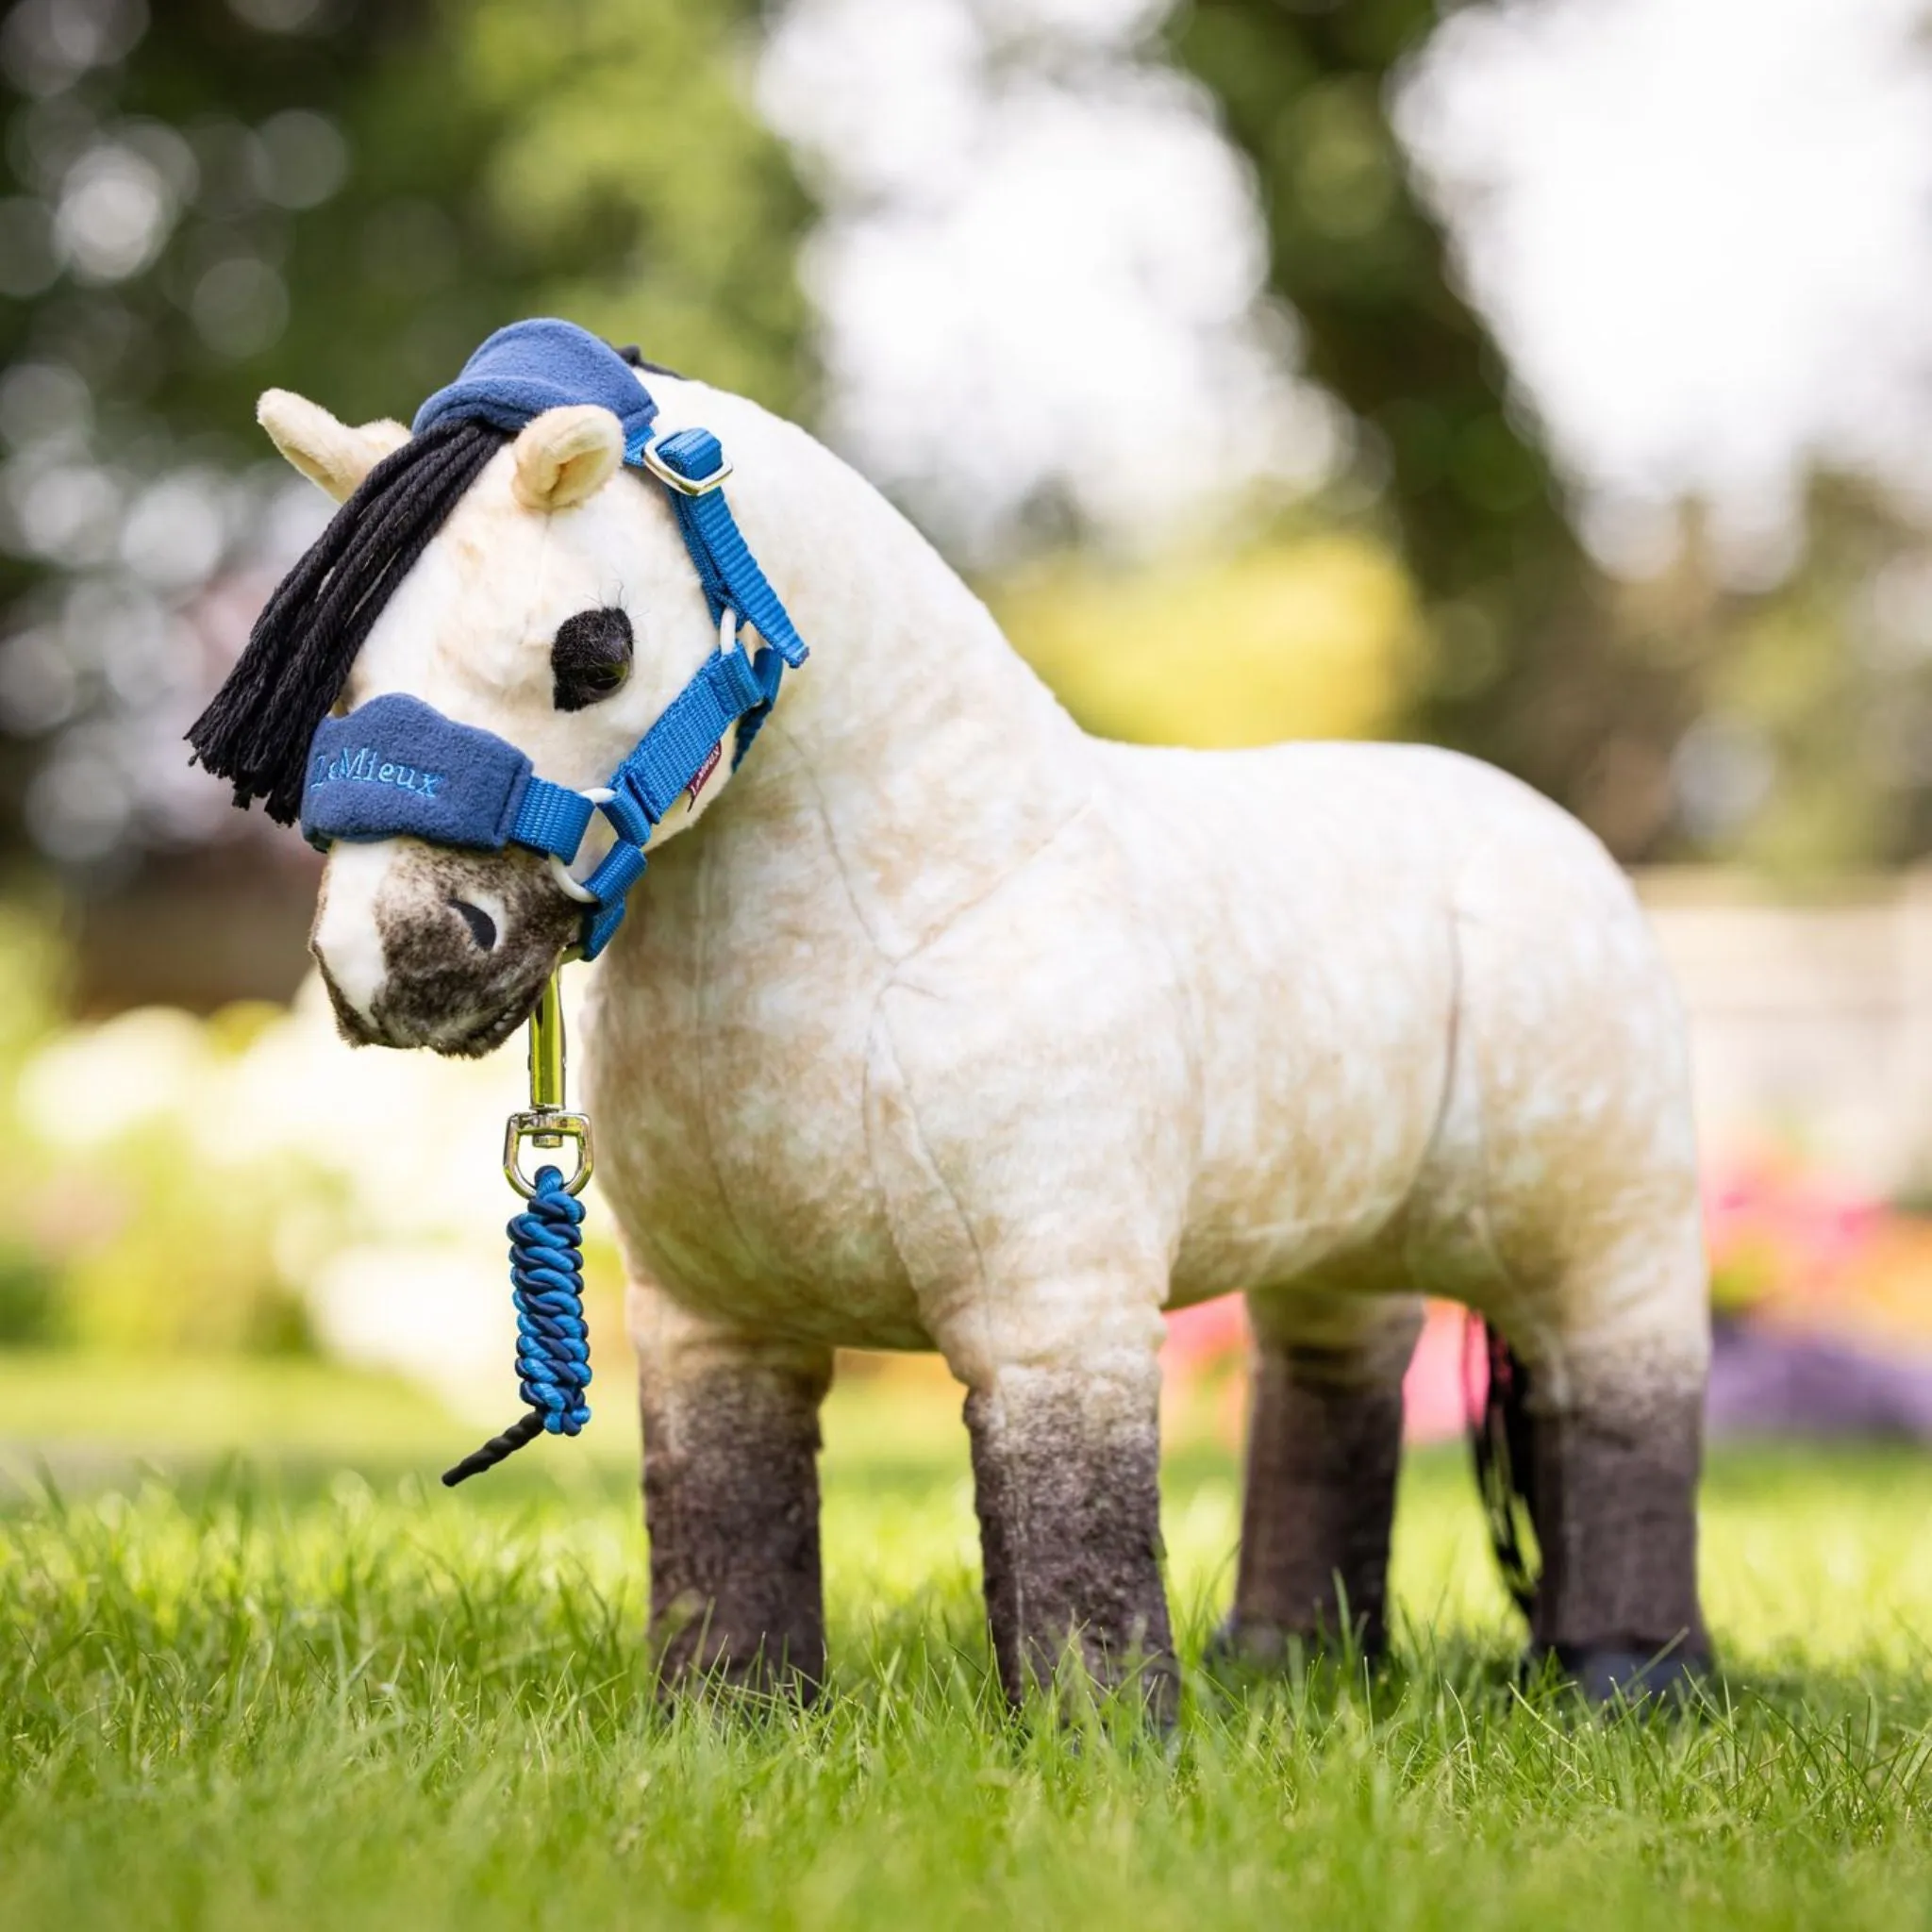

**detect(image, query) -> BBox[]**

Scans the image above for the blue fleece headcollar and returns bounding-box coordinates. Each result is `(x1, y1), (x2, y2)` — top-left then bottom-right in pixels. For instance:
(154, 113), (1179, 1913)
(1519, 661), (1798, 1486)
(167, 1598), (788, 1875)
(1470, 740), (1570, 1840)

(300, 318), (808, 961)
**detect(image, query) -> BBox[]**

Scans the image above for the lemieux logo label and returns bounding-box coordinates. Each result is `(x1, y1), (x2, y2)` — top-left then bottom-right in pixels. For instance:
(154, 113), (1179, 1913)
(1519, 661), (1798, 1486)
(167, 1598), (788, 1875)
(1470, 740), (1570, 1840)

(309, 744), (445, 800)
(686, 739), (723, 807)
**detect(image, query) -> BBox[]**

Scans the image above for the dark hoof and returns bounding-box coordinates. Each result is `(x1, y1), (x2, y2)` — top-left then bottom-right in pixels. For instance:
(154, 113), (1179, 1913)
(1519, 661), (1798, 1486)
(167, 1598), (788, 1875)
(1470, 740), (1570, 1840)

(650, 1636), (824, 1710)
(1205, 1616), (1384, 1674)
(1204, 1617), (1287, 1670)
(1527, 1642), (1712, 1707)
(1023, 1647), (1181, 1734)
(1125, 1657), (1182, 1736)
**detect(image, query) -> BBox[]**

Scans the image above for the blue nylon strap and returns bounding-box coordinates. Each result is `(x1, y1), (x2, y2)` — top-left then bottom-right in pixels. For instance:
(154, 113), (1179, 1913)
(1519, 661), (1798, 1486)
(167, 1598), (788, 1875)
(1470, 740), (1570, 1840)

(609, 644), (767, 824)
(627, 427), (809, 671)
(731, 654), (785, 766)
(298, 649), (783, 958)
(569, 646), (783, 960)
(581, 838), (650, 904)
(639, 431), (802, 775)
(581, 852), (647, 959)
(510, 777), (596, 858)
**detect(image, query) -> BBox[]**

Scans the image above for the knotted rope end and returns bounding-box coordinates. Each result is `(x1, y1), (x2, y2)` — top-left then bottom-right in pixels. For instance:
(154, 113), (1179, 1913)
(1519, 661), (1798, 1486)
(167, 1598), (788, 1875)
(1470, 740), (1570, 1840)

(442, 1164), (591, 1486)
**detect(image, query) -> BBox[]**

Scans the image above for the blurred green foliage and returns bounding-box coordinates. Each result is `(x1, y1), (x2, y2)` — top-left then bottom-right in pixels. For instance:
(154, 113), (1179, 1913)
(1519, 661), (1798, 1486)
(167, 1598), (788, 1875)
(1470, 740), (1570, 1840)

(0, 0), (810, 441)
(0, 916), (640, 1361)
(0, 896), (336, 1352)
(4, 0), (1929, 894)
(0, 902), (61, 1341)
(42, 1113), (329, 1356)
(0, 908), (330, 1353)
(1703, 487), (1932, 874)
(998, 528), (1424, 749)
(0, 0), (815, 869)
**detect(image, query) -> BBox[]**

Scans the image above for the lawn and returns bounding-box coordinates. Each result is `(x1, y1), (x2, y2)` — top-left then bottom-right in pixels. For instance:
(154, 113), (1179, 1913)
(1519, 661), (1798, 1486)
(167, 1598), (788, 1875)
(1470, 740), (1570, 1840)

(3, 1357), (1931, 1930)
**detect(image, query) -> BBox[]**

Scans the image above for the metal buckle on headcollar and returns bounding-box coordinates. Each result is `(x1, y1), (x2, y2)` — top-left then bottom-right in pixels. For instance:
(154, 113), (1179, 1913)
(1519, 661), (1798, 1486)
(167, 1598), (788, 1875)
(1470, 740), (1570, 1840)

(639, 434), (732, 496)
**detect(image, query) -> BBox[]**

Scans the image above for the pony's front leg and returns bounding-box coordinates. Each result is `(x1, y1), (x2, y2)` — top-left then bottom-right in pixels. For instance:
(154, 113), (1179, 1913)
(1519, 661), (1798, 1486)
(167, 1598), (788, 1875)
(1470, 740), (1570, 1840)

(628, 1282), (832, 1700)
(951, 1313), (1176, 1721)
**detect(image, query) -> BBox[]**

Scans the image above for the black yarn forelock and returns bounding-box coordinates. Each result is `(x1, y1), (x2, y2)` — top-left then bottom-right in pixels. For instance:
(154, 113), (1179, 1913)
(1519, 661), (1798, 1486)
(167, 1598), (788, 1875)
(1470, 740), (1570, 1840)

(187, 417), (509, 825)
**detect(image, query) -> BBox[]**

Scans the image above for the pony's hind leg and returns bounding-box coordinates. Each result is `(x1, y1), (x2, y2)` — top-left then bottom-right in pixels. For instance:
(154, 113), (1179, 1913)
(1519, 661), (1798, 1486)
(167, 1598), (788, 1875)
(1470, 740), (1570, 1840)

(629, 1282), (833, 1701)
(1441, 783), (1712, 1702)
(1491, 1225), (1713, 1703)
(1217, 1288), (1424, 1666)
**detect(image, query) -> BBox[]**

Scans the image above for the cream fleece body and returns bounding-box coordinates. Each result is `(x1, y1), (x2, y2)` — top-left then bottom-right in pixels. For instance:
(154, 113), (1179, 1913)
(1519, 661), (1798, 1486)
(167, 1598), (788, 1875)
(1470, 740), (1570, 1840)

(312, 372), (1707, 1406)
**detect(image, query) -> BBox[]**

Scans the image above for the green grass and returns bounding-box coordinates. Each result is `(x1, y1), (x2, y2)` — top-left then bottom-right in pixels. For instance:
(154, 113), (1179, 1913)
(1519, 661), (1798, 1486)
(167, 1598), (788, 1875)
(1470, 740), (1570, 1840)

(3, 1363), (1931, 1930)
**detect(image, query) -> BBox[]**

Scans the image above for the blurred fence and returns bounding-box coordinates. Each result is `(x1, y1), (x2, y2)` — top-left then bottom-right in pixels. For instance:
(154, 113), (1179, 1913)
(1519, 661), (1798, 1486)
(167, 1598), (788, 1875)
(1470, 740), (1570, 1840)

(1641, 867), (1932, 1195)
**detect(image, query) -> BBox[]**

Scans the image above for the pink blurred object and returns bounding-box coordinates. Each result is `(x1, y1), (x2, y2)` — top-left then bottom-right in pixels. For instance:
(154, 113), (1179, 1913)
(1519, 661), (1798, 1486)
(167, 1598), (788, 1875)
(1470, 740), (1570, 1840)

(1160, 1294), (1476, 1445)
(1159, 1293), (1249, 1374)
(1702, 1154), (1884, 1312)
(1405, 1302), (1476, 1442)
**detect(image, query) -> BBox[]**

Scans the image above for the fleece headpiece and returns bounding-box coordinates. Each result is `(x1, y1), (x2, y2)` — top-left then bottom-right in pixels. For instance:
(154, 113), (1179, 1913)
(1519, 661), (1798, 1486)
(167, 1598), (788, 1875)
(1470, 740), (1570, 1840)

(412, 317), (661, 448)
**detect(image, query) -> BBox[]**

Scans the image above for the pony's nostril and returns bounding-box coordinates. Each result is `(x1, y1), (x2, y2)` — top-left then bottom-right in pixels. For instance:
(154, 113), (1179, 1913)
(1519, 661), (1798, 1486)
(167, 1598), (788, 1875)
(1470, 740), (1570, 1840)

(449, 898), (498, 952)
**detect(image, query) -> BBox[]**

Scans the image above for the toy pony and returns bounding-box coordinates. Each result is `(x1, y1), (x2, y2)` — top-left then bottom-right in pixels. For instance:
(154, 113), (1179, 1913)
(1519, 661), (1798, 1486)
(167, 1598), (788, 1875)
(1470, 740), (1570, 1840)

(192, 321), (1710, 1713)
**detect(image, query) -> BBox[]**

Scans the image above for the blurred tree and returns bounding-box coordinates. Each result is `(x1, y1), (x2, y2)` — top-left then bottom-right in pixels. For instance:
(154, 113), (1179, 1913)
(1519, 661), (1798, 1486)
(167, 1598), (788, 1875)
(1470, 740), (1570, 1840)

(1632, 480), (1932, 878)
(1168, 0), (1696, 856)
(0, 0), (814, 888)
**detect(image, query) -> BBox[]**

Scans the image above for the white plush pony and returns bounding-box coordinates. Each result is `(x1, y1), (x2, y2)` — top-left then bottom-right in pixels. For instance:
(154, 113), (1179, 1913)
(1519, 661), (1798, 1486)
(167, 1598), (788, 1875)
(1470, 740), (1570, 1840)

(243, 355), (1709, 1712)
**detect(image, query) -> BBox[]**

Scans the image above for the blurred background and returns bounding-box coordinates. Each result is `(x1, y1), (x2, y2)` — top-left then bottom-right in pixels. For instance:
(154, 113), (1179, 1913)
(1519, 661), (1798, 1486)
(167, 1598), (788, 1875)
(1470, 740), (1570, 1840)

(2, 0), (1931, 1465)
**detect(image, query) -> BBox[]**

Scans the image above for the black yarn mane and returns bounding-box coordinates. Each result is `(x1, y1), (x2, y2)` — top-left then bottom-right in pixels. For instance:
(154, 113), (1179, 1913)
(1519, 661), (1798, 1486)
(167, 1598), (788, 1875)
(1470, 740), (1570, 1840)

(188, 418), (508, 824)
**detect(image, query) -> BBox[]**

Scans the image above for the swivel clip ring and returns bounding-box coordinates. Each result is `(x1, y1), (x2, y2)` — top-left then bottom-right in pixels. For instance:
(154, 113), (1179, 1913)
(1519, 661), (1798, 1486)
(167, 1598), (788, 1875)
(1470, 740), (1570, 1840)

(504, 1108), (594, 1198)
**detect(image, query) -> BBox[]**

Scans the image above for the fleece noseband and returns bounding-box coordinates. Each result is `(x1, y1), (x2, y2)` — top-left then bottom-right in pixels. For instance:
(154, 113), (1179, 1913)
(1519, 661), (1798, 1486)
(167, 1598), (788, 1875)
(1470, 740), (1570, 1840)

(297, 319), (808, 960)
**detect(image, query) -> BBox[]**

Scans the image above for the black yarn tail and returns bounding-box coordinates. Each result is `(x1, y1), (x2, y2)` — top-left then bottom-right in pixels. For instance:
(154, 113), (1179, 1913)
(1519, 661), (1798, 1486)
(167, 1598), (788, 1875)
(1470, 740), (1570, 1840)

(1466, 1314), (1541, 1618)
(441, 1411), (544, 1488)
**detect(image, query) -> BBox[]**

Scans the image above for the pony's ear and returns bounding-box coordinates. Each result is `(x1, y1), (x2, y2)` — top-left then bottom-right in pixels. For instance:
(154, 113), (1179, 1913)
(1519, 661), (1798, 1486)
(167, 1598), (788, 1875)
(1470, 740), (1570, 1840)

(510, 405), (625, 512)
(258, 390), (409, 503)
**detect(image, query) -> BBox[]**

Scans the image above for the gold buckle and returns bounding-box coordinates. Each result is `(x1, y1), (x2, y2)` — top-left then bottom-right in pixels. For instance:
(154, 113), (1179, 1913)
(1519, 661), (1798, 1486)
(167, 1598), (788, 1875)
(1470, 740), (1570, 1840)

(640, 435), (733, 496)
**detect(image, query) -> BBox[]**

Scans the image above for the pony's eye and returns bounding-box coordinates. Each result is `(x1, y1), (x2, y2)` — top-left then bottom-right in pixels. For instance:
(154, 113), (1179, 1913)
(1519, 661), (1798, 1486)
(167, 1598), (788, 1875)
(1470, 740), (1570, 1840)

(551, 607), (634, 712)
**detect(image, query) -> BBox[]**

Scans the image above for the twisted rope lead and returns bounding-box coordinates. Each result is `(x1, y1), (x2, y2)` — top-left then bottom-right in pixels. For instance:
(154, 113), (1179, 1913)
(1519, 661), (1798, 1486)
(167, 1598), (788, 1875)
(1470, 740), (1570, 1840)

(442, 1166), (591, 1487)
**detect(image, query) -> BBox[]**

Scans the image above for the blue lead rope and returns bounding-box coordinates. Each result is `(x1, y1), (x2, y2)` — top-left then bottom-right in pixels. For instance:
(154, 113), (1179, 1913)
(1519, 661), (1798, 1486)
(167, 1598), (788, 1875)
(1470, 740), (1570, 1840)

(441, 1165), (591, 1487)
(292, 321), (820, 1486)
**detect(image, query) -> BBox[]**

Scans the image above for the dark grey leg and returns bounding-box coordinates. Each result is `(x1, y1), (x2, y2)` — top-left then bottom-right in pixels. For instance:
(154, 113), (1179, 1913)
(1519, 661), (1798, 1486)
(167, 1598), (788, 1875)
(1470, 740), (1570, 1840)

(1223, 1342), (1408, 1660)
(965, 1364), (1176, 1720)
(1524, 1369), (1711, 1701)
(640, 1349), (833, 1699)
(1219, 1294), (1421, 1664)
